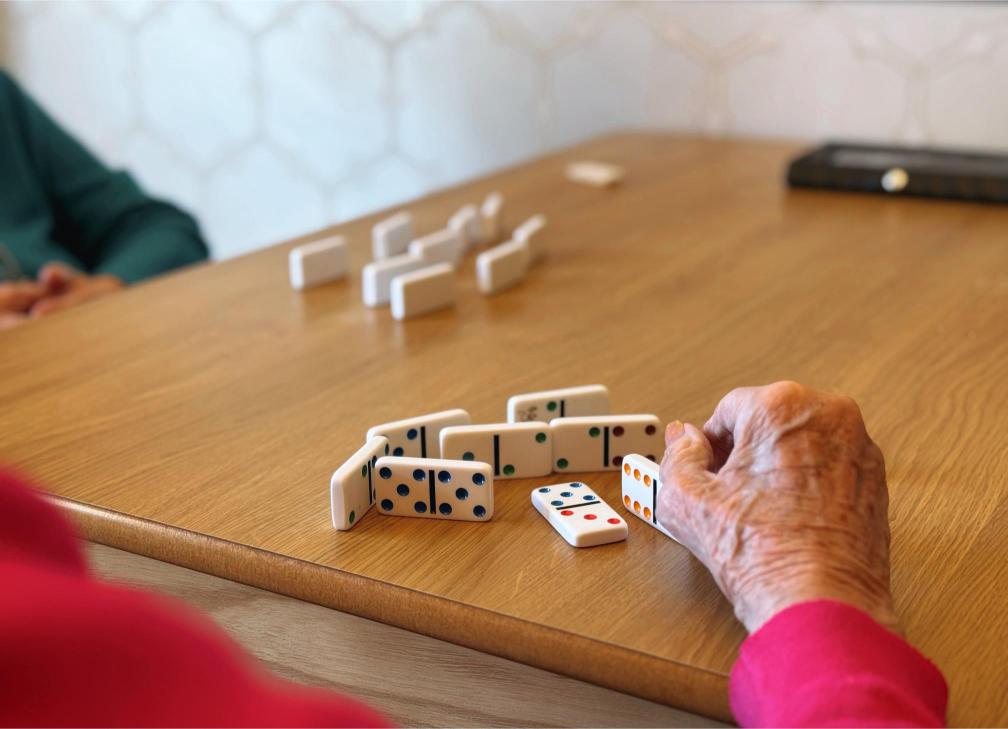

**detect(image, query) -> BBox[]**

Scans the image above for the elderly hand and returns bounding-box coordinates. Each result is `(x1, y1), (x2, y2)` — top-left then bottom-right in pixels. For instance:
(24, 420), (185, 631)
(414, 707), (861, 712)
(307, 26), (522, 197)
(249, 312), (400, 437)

(659, 381), (897, 634)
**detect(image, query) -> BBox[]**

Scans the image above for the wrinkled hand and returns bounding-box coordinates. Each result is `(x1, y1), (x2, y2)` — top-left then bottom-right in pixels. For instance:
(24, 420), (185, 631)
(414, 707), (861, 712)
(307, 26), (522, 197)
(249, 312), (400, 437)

(659, 381), (897, 634)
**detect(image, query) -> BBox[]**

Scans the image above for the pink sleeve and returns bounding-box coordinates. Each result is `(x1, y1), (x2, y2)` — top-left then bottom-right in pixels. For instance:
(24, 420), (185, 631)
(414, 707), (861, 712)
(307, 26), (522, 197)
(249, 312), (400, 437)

(730, 600), (947, 728)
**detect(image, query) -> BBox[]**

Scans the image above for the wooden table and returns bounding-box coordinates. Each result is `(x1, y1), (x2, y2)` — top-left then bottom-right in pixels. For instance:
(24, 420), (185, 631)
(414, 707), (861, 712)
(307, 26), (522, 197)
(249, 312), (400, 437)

(2, 133), (1007, 726)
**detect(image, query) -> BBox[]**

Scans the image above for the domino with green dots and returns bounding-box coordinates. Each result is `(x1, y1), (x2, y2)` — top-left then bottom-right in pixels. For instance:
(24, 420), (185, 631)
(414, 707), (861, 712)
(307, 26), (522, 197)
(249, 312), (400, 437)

(330, 436), (390, 531)
(549, 414), (663, 473)
(506, 384), (610, 423)
(439, 422), (552, 479)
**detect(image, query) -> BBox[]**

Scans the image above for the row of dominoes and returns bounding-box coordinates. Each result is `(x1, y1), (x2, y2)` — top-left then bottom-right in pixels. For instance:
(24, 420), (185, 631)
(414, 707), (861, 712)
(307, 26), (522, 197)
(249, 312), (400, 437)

(288, 193), (548, 320)
(329, 384), (665, 530)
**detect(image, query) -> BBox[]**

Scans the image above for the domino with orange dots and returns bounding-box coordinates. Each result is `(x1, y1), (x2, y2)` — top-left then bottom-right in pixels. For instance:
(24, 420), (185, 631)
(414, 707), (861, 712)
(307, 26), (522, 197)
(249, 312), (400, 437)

(531, 482), (628, 548)
(621, 453), (677, 541)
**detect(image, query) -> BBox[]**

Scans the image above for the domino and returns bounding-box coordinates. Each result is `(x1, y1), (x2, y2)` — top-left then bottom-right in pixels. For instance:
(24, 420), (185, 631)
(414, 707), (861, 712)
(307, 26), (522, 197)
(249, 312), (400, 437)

(476, 239), (528, 295)
(531, 482), (628, 547)
(549, 414), (662, 473)
(372, 211), (414, 259)
(330, 436), (390, 530)
(408, 228), (461, 267)
(566, 161), (625, 188)
(391, 263), (455, 320)
(362, 253), (426, 307)
(288, 236), (348, 290)
(480, 192), (504, 243)
(621, 453), (677, 541)
(366, 409), (471, 458)
(448, 204), (481, 251)
(374, 456), (493, 521)
(507, 384), (610, 423)
(440, 422), (552, 479)
(513, 214), (546, 264)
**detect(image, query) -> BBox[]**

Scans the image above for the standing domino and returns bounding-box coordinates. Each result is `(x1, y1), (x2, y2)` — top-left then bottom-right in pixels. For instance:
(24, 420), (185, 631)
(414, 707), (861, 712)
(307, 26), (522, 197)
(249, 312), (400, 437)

(367, 409), (471, 458)
(448, 204), (481, 252)
(507, 384), (610, 423)
(362, 253), (426, 307)
(374, 456), (493, 521)
(476, 239), (528, 295)
(408, 229), (461, 266)
(330, 436), (390, 530)
(531, 482), (627, 547)
(390, 263), (455, 320)
(372, 212), (414, 259)
(289, 236), (348, 290)
(621, 454), (677, 541)
(550, 414), (662, 472)
(513, 215), (546, 264)
(440, 422), (552, 479)
(480, 192), (504, 243)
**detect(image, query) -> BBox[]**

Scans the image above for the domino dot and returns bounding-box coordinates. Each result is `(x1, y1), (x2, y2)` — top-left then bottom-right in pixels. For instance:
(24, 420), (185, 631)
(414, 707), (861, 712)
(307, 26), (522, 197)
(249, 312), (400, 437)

(584, 514), (597, 520)
(613, 426), (625, 436)
(360, 465), (368, 478)
(561, 509), (573, 516)
(503, 464), (515, 476)
(393, 447), (404, 456)
(473, 505), (487, 518)
(612, 455), (623, 467)
(589, 427), (600, 437)
(380, 499), (393, 511)
(472, 473), (486, 486)
(556, 458), (569, 469)
(462, 451), (475, 460)
(633, 500), (641, 513)
(571, 482), (583, 488)
(623, 463), (631, 475)
(412, 468), (426, 481)
(379, 466), (392, 479)
(535, 432), (547, 443)
(646, 424), (656, 435)
(407, 428), (419, 440)
(455, 488), (469, 500)
(607, 518), (621, 524)
(634, 468), (641, 480)
(644, 475), (652, 486)
(551, 499), (563, 506)
(396, 484), (409, 496)
(349, 511), (356, 524)
(438, 470), (452, 483)
(547, 401), (558, 411)
(643, 507), (652, 519)
(537, 487), (550, 493)
(414, 501), (428, 513)
(560, 491), (573, 497)
(439, 503), (453, 515)
(583, 494), (596, 501)
(624, 495), (631, 507)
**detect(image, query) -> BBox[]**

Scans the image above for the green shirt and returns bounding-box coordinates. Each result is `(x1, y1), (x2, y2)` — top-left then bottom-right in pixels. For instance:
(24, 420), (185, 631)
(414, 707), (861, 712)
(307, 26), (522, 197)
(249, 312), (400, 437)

(0, 70), (207, 284)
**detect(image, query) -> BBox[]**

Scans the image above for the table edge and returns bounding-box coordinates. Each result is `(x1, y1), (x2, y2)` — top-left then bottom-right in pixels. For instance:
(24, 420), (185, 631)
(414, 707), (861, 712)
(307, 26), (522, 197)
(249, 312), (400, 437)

(54, 496), (732, 723)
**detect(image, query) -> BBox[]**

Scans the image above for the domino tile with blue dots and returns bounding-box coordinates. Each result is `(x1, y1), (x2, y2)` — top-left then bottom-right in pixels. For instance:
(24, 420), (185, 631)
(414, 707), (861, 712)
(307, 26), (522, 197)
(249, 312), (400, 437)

(374, 456), (493, 522)
(366, 409), (471, 459)
(330, 436), (390, 531)
(531, 482), (628, 548)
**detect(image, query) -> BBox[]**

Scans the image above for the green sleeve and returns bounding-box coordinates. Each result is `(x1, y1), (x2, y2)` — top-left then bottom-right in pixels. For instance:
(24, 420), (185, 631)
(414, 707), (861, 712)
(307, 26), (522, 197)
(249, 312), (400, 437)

(3, 72), (209, 283)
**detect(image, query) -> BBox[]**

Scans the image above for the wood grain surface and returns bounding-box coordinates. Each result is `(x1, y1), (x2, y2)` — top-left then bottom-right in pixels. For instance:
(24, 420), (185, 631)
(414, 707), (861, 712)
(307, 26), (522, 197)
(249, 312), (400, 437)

(89, 543), (724, 728)
(2, 133), (1007, 725)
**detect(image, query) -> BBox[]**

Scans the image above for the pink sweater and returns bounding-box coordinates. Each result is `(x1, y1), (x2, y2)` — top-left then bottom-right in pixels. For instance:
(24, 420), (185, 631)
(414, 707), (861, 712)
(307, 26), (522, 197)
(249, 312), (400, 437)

(731, 600), (948, 726)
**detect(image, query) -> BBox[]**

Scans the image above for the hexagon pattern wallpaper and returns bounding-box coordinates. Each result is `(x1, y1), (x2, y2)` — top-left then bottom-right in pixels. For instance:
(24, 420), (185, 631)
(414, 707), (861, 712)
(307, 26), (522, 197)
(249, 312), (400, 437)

(3, 1), (1007, 259)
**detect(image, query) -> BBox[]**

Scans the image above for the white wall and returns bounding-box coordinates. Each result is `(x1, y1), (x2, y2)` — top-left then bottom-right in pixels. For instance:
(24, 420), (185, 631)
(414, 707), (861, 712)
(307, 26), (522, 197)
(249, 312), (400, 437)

(5, 1), (1008, 259)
